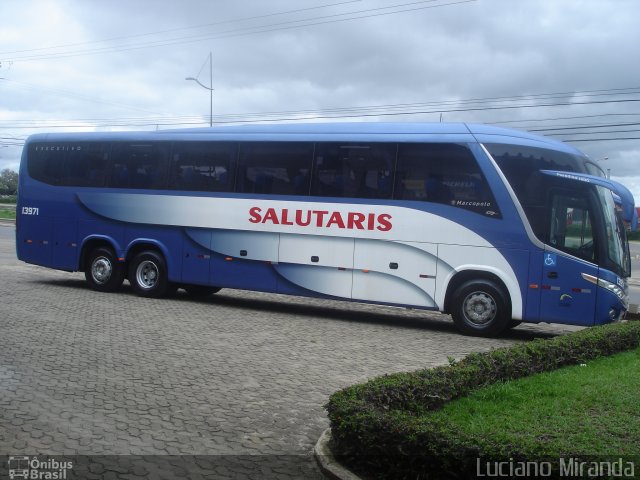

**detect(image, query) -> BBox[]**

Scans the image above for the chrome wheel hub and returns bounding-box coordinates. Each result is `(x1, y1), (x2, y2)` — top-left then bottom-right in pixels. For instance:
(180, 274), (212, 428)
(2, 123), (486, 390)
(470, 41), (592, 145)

(463, 292), (497, 325)
(136, 260), (159, 290)
(91, 257), (112, 285)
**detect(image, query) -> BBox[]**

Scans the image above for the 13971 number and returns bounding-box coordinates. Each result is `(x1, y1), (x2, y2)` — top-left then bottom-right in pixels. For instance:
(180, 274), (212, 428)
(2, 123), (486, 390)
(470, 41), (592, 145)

(21, 206), (39, 215)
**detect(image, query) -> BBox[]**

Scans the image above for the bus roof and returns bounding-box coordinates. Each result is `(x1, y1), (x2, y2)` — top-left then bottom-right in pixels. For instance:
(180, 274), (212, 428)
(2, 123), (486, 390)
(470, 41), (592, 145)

(24, 122), (582, 155)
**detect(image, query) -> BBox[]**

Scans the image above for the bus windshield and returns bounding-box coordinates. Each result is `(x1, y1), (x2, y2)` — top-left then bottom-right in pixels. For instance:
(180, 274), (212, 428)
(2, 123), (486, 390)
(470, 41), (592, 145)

(486, 143), (633, 278)
(597, 186), (631, 277)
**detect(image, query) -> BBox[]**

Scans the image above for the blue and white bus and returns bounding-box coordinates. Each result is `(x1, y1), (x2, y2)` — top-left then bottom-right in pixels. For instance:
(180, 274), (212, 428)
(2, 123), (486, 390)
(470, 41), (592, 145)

(16, 123), (635, 336)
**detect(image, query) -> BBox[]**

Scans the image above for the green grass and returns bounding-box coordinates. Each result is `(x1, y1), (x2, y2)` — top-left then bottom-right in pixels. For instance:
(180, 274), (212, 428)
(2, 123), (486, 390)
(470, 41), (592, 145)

(0, 208), (16, 220)
(429, 347), (640, 457)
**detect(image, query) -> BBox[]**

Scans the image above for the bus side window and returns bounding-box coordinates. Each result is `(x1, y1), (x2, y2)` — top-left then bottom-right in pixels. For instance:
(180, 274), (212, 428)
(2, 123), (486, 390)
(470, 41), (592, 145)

(236, 142), (313, 196)
(27, 145), (63, 185)
(311, 143), (395, 199)
(395, 143), (500, 217)
(62, 144), (109, 187)
(27, 143), (110, 187)
(169, 142), (236, 192)
(110, 143), (170, 190)
(549, 191), (596, 262)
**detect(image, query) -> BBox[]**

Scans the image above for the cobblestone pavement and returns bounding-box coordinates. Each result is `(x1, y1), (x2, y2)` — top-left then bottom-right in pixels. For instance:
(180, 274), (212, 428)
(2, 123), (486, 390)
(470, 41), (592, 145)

(0, 226), (580, 479)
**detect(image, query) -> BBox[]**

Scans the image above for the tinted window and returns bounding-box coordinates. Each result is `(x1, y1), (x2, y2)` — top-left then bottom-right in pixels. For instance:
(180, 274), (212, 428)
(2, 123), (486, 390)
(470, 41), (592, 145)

(395, 143), (500, 216)
(169, 142), (236, 192)
(110, 143), (170, 189)
(311, 143), (395, 199)
(549, 190), (596, 263)
(28, 144), (65, 185)
(486, 144), (587, 206)
(236, 142), (313, 195)
(61, 143), (109, 187)
(486, 144), (589, 238)
(585, 161), (606, 178)
(28, 143), (109, 187)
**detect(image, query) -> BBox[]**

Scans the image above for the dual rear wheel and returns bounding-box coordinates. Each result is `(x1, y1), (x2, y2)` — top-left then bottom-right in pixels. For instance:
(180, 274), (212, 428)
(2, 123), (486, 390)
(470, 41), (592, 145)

(85, 247), (220, 299)
(85, 247), (124, 293)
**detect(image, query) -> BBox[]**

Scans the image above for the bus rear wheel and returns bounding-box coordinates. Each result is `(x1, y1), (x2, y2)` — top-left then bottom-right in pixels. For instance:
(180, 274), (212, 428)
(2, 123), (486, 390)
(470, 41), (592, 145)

(129, 250), (169, 298)
(85, 247), (125, 292)
(451, 280), (511, 337)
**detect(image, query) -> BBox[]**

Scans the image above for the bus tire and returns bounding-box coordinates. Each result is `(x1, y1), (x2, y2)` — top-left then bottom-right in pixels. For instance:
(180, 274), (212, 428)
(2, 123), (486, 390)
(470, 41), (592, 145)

(450, 280), (511, 337)
(507, 319), (522, 329)
(183, 285), (221, 297)
(85, 247), (125, 293)
(129, 250), (169, 298)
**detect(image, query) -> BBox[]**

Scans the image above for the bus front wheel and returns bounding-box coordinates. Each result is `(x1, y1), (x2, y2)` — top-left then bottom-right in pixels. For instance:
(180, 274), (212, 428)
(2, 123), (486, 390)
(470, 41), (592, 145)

(128, 250), (169, 298)
(85, 247), (125, 293)
(451, 280), (511, 337)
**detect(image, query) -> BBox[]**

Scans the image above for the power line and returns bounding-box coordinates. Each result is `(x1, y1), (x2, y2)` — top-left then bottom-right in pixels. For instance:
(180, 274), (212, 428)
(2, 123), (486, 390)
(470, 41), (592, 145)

(0, 85), (639, 151)
(1, 0), (476, 62)
(561, 137), (640, 143)
(2, 86), (638, 128)
(0, 1), (363, 56)
(0, 78), (166, 115)
(529, 122), (640, 133)
(492, 112), (640, 126)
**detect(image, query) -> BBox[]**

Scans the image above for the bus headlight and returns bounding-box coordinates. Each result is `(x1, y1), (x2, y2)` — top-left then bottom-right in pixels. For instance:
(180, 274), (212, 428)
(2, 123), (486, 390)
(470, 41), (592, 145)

(581, 273), (628, 307)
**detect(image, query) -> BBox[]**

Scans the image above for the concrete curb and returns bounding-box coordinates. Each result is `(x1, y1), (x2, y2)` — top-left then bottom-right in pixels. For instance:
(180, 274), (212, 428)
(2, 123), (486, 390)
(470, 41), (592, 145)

(0, 219), (15, 226)
(314, 428), (363, 480)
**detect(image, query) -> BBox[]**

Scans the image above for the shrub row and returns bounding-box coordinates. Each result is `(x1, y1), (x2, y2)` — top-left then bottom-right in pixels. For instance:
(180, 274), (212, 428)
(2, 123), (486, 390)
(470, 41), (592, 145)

(325, 321), (640, 479)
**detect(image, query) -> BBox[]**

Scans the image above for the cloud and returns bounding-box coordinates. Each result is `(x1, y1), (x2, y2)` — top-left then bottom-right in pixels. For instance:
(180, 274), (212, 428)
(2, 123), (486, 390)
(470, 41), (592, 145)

(0, 0), (638, 200)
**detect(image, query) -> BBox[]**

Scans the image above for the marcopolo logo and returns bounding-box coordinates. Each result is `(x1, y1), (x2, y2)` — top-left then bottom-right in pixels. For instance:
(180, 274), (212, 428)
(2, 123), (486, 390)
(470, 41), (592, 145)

(7, 456), (73, 479)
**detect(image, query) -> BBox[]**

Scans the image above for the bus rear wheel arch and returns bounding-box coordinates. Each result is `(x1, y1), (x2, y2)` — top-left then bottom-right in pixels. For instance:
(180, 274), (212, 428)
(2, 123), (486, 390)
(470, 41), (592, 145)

(448, 277), (512, 337)
(128, 250), (171, 298)
(84, 246), (125, 293)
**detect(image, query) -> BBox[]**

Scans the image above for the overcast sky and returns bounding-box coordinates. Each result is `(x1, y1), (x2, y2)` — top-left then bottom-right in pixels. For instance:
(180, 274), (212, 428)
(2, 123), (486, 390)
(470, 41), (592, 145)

(1, 0), (639, 201)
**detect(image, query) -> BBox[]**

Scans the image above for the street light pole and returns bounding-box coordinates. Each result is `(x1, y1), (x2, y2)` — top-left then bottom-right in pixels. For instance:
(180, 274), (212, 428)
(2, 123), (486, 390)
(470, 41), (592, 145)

(596, 156), (610, 179)
(185, 52), (214, 127)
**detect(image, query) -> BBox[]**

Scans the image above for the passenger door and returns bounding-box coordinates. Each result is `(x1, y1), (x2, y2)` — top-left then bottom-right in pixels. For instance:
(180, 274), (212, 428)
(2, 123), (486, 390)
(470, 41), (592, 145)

(538, 191), (598, 325)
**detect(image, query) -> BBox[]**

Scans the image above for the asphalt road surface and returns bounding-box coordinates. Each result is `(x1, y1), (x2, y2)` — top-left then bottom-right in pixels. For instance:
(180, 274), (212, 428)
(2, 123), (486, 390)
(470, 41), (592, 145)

(0, 224), (619, 479)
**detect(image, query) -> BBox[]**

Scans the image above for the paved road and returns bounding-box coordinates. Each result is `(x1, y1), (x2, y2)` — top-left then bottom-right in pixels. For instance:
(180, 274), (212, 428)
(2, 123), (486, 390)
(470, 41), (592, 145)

(0, 225), (587, 479)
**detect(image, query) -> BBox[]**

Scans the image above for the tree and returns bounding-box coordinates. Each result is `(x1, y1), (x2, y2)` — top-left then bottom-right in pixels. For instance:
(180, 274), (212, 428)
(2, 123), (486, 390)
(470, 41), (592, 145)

(0, 169), (18, 195)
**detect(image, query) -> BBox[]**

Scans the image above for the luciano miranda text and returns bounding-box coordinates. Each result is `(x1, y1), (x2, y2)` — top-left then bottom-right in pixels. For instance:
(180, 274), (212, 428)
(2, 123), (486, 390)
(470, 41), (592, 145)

(476, 457), (635, 478)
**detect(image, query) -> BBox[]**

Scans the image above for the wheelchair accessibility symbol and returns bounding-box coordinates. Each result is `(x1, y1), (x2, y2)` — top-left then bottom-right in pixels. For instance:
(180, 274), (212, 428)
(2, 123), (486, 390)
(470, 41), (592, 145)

(544, 253), (557, 267)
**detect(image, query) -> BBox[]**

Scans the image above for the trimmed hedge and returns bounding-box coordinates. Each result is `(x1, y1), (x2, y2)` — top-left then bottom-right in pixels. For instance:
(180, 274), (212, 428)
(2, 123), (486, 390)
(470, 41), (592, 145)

(326, 321), (640, 479)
